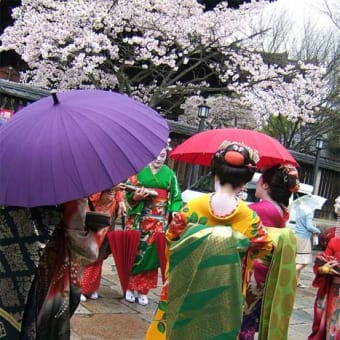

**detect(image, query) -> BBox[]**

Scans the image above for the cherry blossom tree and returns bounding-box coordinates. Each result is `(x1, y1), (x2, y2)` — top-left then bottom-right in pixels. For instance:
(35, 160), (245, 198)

(243, 0), (339, 153)
(0, 0), (331, 144)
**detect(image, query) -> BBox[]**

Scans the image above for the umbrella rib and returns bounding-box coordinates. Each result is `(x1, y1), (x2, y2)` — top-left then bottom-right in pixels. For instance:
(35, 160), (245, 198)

(0, 89), (169, 206)
(76, 106), (167, 180)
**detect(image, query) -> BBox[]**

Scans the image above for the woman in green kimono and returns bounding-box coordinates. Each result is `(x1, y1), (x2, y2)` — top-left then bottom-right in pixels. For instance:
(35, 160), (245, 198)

(124, 147), (182, 306)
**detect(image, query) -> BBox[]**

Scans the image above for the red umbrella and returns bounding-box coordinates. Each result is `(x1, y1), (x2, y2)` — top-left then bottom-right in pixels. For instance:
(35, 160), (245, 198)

(107, 230), (141, 295)
(169, 128), (298, 169)
(154, 231), (167, 283)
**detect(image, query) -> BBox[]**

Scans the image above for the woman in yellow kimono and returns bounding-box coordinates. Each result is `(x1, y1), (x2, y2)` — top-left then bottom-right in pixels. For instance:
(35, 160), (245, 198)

(146, 142), (274, 340)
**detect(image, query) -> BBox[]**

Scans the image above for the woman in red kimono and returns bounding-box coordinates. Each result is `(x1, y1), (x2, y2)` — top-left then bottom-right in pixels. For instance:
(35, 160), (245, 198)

(309, 196), (340, 340)
(80, 186), (126, 301)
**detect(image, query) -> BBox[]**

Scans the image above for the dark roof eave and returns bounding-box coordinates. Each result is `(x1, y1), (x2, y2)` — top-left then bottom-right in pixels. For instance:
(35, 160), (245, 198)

(0, 79), (50, 101)
(290, 150), (340, 172)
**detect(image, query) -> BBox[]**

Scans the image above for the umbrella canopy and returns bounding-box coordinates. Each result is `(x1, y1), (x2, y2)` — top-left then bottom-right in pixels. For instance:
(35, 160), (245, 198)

(154, 231), (167, 283)
(0, 90), (169, 207)
(289, 194), (327, 218)
(107, 229), (141, 295)
(169, 128), (298, 169)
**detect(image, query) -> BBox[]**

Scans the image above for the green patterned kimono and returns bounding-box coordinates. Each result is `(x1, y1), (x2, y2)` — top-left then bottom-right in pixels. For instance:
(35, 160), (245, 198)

(125, 164), (182, 291)
(258, 227), (297, 340)
(146, 195), (272, 340)
(167, 224), (250, 339)
(147, 194), (296, 340)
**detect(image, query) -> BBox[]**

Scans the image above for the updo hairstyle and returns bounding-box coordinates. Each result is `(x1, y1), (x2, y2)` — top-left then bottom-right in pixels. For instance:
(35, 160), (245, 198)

(262, 164), (300, 207)
(211, 143), (258, 189)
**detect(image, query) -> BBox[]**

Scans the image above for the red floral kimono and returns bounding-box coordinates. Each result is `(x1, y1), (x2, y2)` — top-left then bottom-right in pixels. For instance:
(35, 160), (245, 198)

(309, 237), (340, 340)
(81, 189), (124, 295)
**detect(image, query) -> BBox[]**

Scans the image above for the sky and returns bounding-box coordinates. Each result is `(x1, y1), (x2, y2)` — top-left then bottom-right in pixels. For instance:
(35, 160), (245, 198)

(250, 0), (339, 59)
(267, 0), (338, 32)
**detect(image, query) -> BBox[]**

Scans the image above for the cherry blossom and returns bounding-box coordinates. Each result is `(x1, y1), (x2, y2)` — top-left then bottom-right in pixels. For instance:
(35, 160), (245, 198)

(0, 0), (329, 131)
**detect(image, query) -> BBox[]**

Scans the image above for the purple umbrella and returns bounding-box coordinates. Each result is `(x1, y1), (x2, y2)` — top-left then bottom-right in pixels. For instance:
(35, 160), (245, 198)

(0, 90), (169, 207)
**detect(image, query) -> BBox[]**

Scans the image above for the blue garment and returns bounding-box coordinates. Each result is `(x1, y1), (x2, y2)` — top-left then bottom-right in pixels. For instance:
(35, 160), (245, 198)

(295, 212), (320, 239)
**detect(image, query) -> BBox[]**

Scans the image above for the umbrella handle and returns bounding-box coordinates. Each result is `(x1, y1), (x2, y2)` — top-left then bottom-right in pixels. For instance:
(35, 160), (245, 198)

(121, 215), (125, 230)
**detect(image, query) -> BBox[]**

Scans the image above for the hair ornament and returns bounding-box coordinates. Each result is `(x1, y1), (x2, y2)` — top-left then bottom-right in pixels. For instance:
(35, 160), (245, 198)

(224, 150), (245, 166)
(217, 140), (260, 165)
(289, 180), (300, 193)
(281, 164), (299, 178)
(166, 138), (172, 152)
(281, 164), (300, 192)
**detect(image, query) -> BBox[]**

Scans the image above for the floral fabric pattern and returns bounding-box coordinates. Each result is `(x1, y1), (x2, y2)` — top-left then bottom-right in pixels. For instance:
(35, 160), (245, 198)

(309, 239), (340, 340)
(125, 165), (182, 293)
(0, 199), (97, 340)
(0, 206), (61, 339)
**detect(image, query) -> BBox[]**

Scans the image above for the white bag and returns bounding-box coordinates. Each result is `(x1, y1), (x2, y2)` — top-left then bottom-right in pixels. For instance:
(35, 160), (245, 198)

(312, 233), (319, 246)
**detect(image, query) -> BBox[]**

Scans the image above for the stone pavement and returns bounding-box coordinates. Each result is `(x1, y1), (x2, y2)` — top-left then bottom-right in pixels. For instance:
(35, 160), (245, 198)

(71, 254), (318, 340)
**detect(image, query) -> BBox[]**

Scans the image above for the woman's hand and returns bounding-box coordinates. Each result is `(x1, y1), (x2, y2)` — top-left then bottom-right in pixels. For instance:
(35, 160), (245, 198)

(132, 187), (151, 201)
(114, 182), (126, 191)
(117, 201), (127, 217)
(167, 212), (187, 240)
(99, 190), (116, 207)
(319, 260), (340, 275)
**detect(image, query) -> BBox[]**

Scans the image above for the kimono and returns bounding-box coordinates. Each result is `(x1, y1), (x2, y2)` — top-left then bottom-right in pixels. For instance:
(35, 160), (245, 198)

(249, 200), (289, 228)
(0, 199), (97, 340)
(240, 199), (293, 340)
(146, 194), (273, 340)
(309, 237), (340, 340)
(125, 164), (182, 294)
(81, 189), (124, 296)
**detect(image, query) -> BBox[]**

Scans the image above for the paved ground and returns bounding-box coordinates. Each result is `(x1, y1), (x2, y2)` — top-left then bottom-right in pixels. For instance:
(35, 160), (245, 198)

(71, 252), (318, 340)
